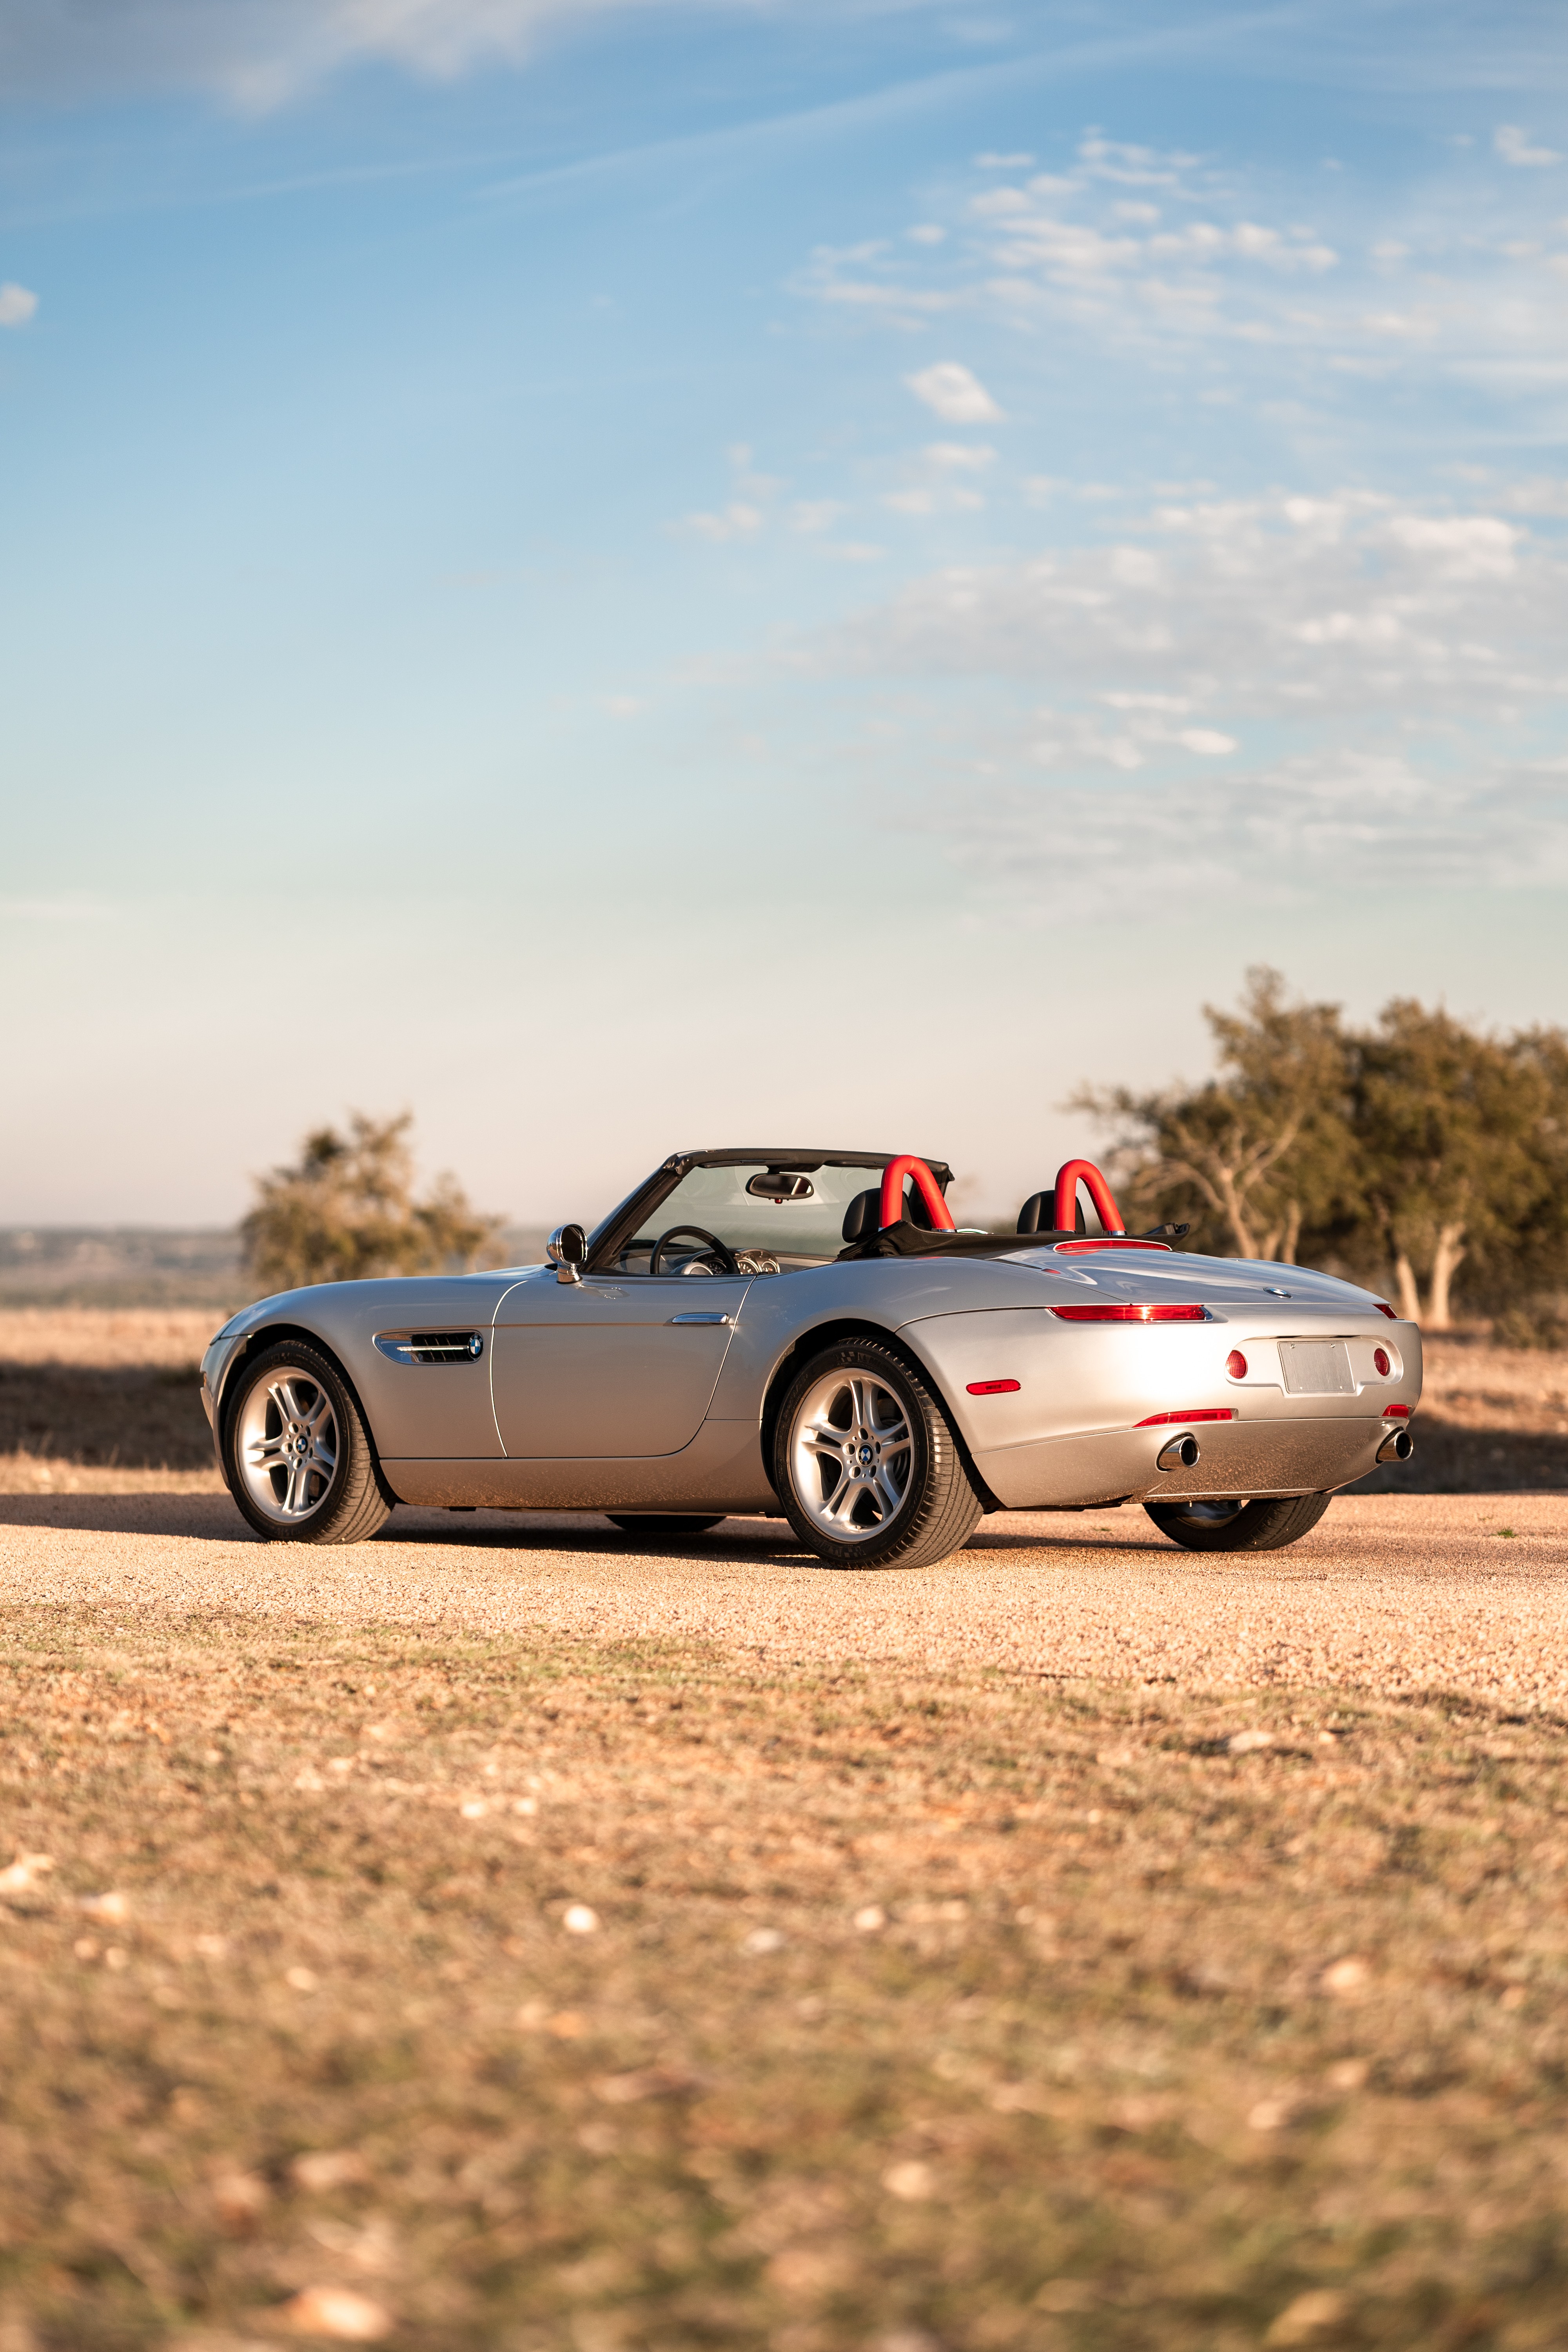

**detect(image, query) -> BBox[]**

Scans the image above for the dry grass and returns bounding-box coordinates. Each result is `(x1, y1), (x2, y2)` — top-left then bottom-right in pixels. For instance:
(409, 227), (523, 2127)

(3, 1610), (1567, 2352)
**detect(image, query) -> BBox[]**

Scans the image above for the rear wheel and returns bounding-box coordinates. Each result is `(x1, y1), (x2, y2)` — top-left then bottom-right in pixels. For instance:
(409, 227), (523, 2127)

(1144, 1493), (1332, 1553)
(773, 1339), (981, 1571)
(223, 1340), (391, 1544)
(606, 1514), (726, 1537)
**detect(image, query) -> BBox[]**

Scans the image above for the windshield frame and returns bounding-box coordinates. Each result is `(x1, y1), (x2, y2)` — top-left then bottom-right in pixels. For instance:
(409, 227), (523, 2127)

(584, 1148), (953, 1274)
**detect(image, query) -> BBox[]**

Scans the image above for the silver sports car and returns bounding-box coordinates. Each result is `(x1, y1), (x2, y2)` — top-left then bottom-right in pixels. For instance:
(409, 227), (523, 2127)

(201, 1147), (1421, 1569)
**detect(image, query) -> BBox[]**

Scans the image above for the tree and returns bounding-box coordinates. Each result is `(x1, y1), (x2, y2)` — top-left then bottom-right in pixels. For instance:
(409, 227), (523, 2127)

(1070, 968), (1356, 1262)
(1349, 1006), (1561, 1330)
(1071, 974), (1568, 1329)
(241, 1113), (503, 1292)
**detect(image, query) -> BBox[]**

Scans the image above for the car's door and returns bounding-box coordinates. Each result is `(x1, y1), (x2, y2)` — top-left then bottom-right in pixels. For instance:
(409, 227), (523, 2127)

(488, 1267), (753, 1457)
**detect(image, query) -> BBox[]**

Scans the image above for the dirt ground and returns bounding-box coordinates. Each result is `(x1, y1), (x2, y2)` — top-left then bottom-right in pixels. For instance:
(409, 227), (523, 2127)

(4, 1315), (1568, 2351)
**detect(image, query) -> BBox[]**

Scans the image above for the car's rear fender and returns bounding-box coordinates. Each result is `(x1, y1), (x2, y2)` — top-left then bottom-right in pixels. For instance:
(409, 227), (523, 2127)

(755, 1316), (1005, 1515)
(902, 1303), (1422, 1463)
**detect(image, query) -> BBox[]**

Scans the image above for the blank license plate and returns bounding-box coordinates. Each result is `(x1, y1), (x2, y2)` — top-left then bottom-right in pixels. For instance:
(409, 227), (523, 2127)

(1278, 1340), (1354, 1396)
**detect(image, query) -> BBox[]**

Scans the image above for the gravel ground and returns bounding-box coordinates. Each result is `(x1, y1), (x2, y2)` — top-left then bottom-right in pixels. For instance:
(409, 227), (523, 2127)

(4, 1488), (1564, 1709)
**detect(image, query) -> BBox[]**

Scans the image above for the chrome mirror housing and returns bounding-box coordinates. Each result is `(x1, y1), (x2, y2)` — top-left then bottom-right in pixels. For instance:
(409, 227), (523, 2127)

(547, 1222), (588, 1285)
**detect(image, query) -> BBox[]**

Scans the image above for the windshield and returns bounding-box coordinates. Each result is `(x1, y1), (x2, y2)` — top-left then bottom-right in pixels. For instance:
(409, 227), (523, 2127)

(603, 1161), (929, 1275)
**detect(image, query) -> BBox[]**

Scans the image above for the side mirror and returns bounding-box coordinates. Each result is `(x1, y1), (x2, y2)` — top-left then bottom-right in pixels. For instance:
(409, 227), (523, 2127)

(547, 1223), (588, 1285)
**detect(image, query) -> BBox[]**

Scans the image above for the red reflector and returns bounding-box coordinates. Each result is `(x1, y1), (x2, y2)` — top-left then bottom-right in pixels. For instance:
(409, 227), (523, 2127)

(1136, 1409), (1238, 1426)
(1050, 1303), (1209, 1323)
(1373, 1347), (1390, 1377)
(1226, 1349), (1247, 1380)
(1383, 1403), (1411, 1419)
(1375, 1303), (1397, 1319)
(966, 1378), (1021, 1396)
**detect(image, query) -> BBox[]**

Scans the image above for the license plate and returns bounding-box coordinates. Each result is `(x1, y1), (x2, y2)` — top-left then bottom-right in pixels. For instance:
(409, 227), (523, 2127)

(1278, 1340), (1354, 1396)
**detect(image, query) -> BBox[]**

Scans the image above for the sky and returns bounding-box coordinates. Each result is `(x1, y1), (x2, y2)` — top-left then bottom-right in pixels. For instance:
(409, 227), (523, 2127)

(3, 0), (1566, 1230)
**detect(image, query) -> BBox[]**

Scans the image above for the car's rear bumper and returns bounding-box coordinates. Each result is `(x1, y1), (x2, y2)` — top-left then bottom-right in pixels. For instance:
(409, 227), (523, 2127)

(973, 1414), (1398, 1510)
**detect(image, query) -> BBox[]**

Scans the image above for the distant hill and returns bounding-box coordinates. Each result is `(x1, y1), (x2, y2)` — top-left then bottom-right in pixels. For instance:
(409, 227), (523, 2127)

(0, 1228), (552, 1310)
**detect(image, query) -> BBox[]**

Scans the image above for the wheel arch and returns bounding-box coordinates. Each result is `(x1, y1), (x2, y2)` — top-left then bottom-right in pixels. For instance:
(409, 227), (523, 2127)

(758, 1316), (1003, 1515)
(216, 1321), (388, 1492)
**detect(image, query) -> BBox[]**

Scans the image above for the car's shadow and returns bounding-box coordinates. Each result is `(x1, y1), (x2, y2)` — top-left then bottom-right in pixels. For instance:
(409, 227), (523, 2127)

(0, 1492), (1175, 1559)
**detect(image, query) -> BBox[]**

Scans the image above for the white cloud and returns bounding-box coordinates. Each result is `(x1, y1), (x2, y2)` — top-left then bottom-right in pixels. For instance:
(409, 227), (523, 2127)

(804, 488), (1568, 733)
(0, 0), (773, 105)
(1496, 125), (1563, 168)
(925, 442), (995, 471)
(683, 501), (763, 543)
(907, 224), (945, 245)
(0, 283), (38, 328)
(917, 750), (1568, 916)
(1177, 727), (1237, 755)
(790, 499), (844, 534)
(800, 129), (1568, 399)
(905, 361), (1002, 422)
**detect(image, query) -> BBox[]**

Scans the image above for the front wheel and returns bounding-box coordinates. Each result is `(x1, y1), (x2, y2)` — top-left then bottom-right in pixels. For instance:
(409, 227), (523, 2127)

(773, 1339), (981, 1571)
(1144, 1493), (1332, 1553)
(223, 1340), (392, 1544)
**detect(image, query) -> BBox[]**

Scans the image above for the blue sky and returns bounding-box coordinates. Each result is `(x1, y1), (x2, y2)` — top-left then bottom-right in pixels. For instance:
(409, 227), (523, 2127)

(3, 0), (1566, 1228)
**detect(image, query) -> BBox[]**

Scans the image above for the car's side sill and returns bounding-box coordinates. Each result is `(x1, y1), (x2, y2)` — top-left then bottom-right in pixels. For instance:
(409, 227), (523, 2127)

(381, 1419), (774, 1513)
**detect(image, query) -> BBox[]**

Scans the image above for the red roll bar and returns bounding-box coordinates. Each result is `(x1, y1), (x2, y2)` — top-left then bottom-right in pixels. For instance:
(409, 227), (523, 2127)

(879, 1155), (957, 1233)
(1053, 1159), (1125, 1236)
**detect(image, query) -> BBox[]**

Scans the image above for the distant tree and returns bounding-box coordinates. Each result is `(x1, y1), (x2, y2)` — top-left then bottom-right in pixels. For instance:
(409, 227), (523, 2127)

(1071, 975), (1568, 1328)
(241, 1113), (503, 1292)
(1349, 1005), (1563, 1329)
(1070, 968), (1356, 1262)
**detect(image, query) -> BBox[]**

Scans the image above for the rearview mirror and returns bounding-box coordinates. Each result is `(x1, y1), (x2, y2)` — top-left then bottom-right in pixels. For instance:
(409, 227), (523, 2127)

(547, 1223), (588, 1285)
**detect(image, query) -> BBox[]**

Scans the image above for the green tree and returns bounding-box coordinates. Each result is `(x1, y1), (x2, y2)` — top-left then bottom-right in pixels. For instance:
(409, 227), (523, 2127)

(1349, 1005), (1561, 1330)
(1071, 968), (1356, 1262)
(241, 1113), (503, 1292)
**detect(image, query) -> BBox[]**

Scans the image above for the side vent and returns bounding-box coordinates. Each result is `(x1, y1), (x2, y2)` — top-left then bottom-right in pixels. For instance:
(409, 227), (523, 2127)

(374, 1331), (485, 1366)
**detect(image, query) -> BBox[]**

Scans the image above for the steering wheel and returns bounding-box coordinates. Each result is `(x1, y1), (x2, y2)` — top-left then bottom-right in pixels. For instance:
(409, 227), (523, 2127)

(649, 1224), (740, 1276)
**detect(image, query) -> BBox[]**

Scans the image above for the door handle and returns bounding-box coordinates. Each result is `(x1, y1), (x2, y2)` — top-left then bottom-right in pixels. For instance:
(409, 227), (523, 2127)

(667, 1312), (731, 1326)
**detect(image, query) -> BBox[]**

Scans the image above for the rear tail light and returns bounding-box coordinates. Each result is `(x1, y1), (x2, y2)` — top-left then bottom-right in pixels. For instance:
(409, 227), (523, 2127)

(1050, 1303), (1210, 1323)
(1373, 1347), (1390, 1377)
(1375, 1303), (1397, 1319)
(1226, 1349), (1247, 1379)
(1137, 1408), (1237, 1426)
(1383, 1402), (1411, 1419)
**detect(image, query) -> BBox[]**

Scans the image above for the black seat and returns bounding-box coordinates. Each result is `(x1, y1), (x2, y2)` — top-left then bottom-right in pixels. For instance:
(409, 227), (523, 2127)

(842, 1182), (936, 1241)
(1017, 1191), (1053, 1235)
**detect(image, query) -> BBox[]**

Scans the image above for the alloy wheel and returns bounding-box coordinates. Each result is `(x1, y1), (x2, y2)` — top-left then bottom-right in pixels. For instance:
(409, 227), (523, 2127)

(788, 1369), (914, 1543)
(235, 1364), (339, 1524)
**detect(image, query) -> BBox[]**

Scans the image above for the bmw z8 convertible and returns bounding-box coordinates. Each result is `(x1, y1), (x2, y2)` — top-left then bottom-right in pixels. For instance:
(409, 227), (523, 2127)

(201, 1147), (1419, 1569)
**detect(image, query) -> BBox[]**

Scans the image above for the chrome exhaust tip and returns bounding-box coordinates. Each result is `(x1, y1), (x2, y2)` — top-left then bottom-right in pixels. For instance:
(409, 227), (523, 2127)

(1156, 1432), (1201, 1472)
(1376, 1426), (1414, 1465)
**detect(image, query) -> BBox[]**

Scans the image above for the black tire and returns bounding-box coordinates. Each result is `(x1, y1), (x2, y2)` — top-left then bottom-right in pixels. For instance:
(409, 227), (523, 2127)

(606, 1514), (727, 1537)
(222, 1339), (392, 1545)
(1143, 1493), (1332, 1553)
(773, 1338), (981, 1572)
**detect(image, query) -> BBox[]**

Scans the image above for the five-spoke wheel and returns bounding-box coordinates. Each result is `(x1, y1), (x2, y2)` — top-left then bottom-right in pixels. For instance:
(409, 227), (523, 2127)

(223, 1340), (391, 1544)
(774, 1338), (980, 1571)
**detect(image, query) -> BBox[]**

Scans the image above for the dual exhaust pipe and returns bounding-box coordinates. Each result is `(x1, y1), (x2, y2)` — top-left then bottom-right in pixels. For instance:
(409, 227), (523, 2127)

(1154, 1424), (1416, 1474)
